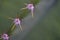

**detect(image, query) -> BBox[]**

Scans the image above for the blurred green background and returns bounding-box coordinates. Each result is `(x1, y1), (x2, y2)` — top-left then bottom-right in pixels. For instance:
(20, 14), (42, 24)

(0, 0), (60, 40)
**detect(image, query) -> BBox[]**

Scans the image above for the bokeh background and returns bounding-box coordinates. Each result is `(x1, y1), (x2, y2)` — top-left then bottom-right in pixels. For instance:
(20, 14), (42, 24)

(0, 0), (60, 40)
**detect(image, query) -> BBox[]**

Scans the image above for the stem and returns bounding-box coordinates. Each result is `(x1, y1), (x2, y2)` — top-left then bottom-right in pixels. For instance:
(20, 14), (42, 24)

(8, 17), (14, 20)
(19, 24), (23, 32)
(31, 9), (34, 18)
(20, 7), (27, 10)
(11, 24), (16, 31)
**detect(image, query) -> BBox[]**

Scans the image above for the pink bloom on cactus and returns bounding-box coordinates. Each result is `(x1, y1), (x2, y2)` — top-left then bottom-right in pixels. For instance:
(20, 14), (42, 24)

(26, 4), (34, 10)
(1, 33), (9, 40)
(26, 4), (34, 17)
(13, 18), (21, 25)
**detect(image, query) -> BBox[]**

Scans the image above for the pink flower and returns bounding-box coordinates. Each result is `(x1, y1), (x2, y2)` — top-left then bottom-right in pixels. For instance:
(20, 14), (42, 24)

(13, 18), (21, 25)
(8, 17), (22, 31)
(1, 33), (9, 40)
(21, 3), (34, 12)
(25, 4), (34, 17)
(13, 18), (22, 31)
(26, 4), (34, 10)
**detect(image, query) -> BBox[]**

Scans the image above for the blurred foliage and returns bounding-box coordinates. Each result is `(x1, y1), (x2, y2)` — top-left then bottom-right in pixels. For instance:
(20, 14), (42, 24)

(23, 0), (60, 40)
